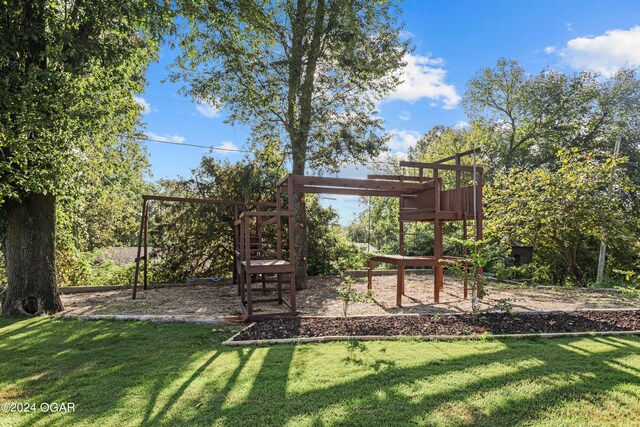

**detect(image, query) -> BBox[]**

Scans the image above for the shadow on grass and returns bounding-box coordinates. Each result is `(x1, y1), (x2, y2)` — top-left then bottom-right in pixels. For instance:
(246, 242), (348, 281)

(0, 318), (638, 426)
(195, 337), (639, 426)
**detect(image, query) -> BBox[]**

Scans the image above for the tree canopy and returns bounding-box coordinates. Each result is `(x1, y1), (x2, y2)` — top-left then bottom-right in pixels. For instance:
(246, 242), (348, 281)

(485, 149), (635, 286)
(463, 59), (640, 171)
(0, 0), (170, 206)
(0, 0), (171, 315)
(170, 0), (409, 289)
(171, 0), (408, 173)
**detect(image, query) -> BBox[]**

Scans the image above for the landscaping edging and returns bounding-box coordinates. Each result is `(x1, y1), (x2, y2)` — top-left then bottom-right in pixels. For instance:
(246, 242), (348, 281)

(57, 281), (233, 294)
(222, 329), (640, 346)
(57, 313), (233, 325)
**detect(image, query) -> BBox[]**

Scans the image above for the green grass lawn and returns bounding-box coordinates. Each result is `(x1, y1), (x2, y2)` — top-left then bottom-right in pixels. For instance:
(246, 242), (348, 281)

(0, 318), (639, 427)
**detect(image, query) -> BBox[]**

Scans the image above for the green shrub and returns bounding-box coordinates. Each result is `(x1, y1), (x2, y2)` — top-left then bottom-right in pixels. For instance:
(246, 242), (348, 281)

(610, 269), (640, 297)
(56, 249), (93, 286)
(57, 248), (139, 287)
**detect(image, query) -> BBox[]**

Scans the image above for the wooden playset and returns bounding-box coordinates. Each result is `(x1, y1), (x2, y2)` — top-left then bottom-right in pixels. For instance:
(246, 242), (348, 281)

(132, 149), (483, 319)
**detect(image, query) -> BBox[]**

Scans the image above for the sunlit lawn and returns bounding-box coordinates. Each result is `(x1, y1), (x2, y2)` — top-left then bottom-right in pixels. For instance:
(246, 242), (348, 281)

(0, 318), (639, 426)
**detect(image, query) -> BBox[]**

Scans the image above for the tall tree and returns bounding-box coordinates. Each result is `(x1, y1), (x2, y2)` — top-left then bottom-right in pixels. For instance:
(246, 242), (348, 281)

(171, 0), (408, 289)
(0, 1), (169, 315)
(463, 59), (640, 171)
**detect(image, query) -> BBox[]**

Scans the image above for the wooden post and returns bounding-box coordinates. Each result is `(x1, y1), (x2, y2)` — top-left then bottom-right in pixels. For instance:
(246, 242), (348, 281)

(240, 265), (246, 307)
(437, 221), (444, 290)
(276, 191), (283, 304)
(276, 192), (282, 259)
(368, 260), (373, 290)
(233, 205), (239, 294)
(289, 271), (296, 311)
(455, 154), (462, 216)
(287, 175), (296, 310)
(433, 166), (443, 302)
(477, 171), (484, 297)
(397, 266), (404, 307)
(246, 269), (253, 316)
(463, 217), (468, 299)
(143, 204), (148, 290)
(434, 266), (442, 303)
(399, 221), (405, 256)
(244, 216), (253, 315)
(132, 199), (147, 300)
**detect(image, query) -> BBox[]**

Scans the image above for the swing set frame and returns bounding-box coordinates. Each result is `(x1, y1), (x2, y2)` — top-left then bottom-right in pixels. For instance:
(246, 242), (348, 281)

(131, 195), (276, 300)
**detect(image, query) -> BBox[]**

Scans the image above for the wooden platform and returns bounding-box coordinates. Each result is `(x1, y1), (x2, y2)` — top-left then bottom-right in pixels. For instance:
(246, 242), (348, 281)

(241, 259), (293, 274)
(368, 255), (439, 267)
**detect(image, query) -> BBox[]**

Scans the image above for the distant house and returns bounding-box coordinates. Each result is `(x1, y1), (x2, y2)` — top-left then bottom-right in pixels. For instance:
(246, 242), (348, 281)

(95, 247), (157, 265)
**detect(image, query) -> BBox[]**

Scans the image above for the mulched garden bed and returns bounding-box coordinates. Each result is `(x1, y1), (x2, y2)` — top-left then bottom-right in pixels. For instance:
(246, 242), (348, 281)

(230, 310), (640, 342)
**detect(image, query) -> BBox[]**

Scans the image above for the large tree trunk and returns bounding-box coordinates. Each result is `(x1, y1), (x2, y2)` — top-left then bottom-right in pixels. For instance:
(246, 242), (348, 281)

(292, 157), (308, 291)
(2, 194), (63, 316)
(286, 0), (325, 291)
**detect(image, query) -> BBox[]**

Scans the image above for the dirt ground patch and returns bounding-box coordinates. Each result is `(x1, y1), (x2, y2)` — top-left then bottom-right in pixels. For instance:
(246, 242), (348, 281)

(231, 310), (640, 341)
(61, 273), (640, 319)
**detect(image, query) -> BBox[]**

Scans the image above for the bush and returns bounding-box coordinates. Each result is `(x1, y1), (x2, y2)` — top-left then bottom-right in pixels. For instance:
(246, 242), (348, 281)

(57, 248), (138, 287)
(608, 269), (640, 297)
(56, 249), (93, 286)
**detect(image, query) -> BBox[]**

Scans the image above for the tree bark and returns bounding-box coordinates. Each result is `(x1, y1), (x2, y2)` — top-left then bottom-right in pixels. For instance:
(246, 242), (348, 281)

(286, 0), (325, 291)
(2, 194), (63, 316)
(292, 159), (308, 291)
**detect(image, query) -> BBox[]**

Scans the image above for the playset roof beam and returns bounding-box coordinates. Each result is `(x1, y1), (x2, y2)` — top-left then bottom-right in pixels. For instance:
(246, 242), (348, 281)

(366, 174), (433, 182)
(288, 175), (434, 193)
(142, 194), (277, 207)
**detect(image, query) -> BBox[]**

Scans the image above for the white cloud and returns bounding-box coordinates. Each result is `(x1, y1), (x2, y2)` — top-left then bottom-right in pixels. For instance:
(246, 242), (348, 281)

(321, 194), (361, 203)
(453, 120), (470, 130)
(387, 129), (421, 152)
(134, 96), (153, 114)
(335, 163), (376, 180)
(550, 26), (640, 76)
(215, 140), (239, 154)
(196, 102), (220, 118)
(145, 132), (186, 144)
(544, 46), (556, 54)
(399, 30), (415, 40)
(398, 111), (411, 121)
(386, 53), (461, 109)
(380, 151), (409, 162)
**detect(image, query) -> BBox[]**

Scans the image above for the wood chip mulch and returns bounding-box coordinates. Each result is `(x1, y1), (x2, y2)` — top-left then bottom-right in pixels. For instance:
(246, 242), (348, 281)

(231, 310), (640, 341)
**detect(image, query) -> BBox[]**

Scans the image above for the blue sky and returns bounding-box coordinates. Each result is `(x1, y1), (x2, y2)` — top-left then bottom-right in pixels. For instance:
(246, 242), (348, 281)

(137, 0), (640, 224)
